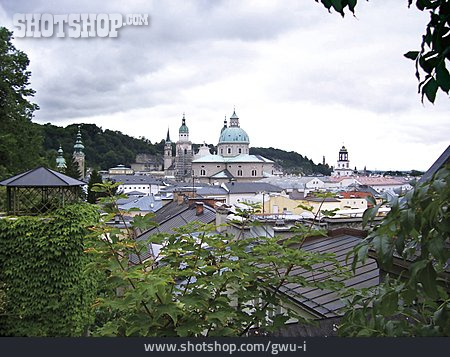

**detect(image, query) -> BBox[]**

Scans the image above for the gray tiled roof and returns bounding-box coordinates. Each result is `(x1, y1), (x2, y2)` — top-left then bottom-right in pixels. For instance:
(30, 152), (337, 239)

(107, 175), (162, 185)
(196, 186), (228, 196)
(130, 202), (216, 264)
(223, 182), (283, 194)
(418, 144), (449, 183)
(0, 166), (85, 187)
(118, 195), (163, 212)
(279, 233), (379, 318)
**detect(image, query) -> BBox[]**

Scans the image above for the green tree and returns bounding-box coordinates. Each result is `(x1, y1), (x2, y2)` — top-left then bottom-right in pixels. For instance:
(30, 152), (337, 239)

(0, 27), (44, 179)
(85, 181), (347, 336)
(316, 0), (450, 103)
(64, 156), (82, 180)
(339, 166), (449, 336)
(87, 170), (103, 204)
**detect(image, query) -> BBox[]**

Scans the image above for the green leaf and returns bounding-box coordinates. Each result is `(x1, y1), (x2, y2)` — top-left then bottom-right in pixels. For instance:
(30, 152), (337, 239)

(404, 51), (419, 60)
(422, 77), (438, 103)
(347, 0), (357, 13)
(372, 235), (394, 268)
(379, 291), (398, 316)
(416, 262), (438, 298)
(435, 61), (450, 92)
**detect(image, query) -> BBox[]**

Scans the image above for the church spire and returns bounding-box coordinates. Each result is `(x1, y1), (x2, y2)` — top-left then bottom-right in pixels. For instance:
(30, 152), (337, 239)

(73, 125), (84, 153)
(229, 108), (239, 127)
(166, 128), (171, 142)
(56, 144), (66, 171)
(221, 115), (227, 133)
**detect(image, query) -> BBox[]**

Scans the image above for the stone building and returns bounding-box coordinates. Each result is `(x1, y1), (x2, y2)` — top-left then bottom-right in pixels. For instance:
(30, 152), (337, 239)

(332, 145), (353, 177)
(192, 110), (274, 184)
(164, 114), (193, 181)
(72, 126), (85, 180)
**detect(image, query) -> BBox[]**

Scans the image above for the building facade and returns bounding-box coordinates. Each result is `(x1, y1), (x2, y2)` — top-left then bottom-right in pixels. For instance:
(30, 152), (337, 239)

(192, 110), (274, 184)
(332, 145), (353, 177)
(164, 114), (193, 181)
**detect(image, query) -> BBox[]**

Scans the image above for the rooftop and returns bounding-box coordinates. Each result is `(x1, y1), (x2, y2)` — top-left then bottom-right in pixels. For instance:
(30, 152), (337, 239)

(106, 175), (163, 185)
(0, 167), (85, 187)
(279, 231), (379, 319)
(192, 154), (273, 164)
(223, 181), (283, 194)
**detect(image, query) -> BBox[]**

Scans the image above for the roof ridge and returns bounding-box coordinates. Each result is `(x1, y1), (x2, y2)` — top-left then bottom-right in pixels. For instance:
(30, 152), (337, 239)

(46, 167), (72, 186)
(3, 166), (40, 185)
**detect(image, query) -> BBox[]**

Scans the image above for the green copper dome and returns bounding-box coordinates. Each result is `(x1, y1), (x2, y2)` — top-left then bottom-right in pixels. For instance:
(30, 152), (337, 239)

(179, 114), (189, 133)
(56, 145), (66, 168)
(219, 127), (250, 144)
(73, 126), (84, 152)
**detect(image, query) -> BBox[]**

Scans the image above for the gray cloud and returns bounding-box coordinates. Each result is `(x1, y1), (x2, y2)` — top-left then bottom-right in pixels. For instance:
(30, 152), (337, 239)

(1, 0), (448, 170)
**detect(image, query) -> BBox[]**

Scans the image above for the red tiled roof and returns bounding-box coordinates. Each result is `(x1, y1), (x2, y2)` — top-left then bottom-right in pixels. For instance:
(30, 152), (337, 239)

(339, 191), (371, 199)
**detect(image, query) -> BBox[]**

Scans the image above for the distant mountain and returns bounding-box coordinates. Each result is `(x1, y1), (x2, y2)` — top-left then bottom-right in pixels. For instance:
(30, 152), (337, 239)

(39, 123), (330, 175)
(249, 147), (332, 176)
(40, 123), (165, 170)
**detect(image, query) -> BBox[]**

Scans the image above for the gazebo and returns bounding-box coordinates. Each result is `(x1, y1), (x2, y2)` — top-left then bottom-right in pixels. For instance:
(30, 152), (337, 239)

(0, 166), (86, 215)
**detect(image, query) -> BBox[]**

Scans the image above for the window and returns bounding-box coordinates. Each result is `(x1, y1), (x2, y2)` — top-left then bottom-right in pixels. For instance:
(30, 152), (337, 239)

(227, 147), (232, 154)
(220, 149), (223, 154)
(184, 149), (187, 155)
(251, 169), (257, 176)
(238, 148), (242, 154)
(237, 170), (243, 176)
(200, 169), (206, 176)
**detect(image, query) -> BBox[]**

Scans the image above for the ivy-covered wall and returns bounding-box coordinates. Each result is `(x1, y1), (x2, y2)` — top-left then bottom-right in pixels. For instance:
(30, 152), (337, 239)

(0, 204), (99, 336)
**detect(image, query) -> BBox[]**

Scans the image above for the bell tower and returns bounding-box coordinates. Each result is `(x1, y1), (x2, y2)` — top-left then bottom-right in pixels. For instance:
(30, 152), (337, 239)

(164, 128), (173, 170)
(175, 113), (193, 181)
(73, 126), (85, 179)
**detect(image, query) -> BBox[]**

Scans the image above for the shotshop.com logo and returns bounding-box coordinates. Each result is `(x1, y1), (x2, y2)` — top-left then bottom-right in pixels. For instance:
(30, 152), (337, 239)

(13, 13), (150, 38)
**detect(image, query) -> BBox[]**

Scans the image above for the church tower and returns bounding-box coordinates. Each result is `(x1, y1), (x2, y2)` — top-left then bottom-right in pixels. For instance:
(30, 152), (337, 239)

(164, 128), (173, 171)
(174, 113), (193, 181)
(332, 145), (352, 177)
(56, 144), (66, 172)
(73, 126), (85, 180)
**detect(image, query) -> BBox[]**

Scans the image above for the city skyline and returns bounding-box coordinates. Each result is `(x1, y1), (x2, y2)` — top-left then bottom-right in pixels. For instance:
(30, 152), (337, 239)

(1, 0), (448, 171)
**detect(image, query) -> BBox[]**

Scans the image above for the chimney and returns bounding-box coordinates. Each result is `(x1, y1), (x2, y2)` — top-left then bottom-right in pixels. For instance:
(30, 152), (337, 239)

(195, 202), (204, 216)
(215, 203), (230, 233)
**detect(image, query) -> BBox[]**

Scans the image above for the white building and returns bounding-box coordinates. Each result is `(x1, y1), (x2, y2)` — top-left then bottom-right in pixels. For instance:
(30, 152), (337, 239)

(332, 145), (353, 177)
(221, 181), (283, 206)
(192, 110), (274, 183)
(107, 175), (163, 196)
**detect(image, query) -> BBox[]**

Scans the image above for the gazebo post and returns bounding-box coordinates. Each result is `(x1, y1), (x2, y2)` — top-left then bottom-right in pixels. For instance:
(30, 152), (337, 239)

(6, 186), (11, 214)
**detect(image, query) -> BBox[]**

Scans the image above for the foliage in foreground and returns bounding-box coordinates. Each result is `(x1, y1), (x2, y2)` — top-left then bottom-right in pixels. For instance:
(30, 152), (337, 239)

(0, 204), (99, 336)
(86, 181), (347, 336)
(316, 0), (450, 103)
(339, 166), (449, 336)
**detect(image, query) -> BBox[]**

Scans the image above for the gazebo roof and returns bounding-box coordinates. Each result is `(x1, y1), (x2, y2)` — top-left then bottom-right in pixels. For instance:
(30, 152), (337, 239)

(0, 167), (85, 187)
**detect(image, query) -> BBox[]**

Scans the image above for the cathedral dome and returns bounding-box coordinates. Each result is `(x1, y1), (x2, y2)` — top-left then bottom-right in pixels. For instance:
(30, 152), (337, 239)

(218, 127), (250, 144)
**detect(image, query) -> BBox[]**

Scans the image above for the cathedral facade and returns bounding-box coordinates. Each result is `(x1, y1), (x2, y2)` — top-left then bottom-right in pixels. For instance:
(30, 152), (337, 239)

(192, 110), (274, 184)
(164, 110), (274, 183)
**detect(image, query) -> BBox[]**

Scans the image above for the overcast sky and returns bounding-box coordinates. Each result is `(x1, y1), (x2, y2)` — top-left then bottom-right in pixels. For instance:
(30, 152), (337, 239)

(1, 0), (449, 171)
